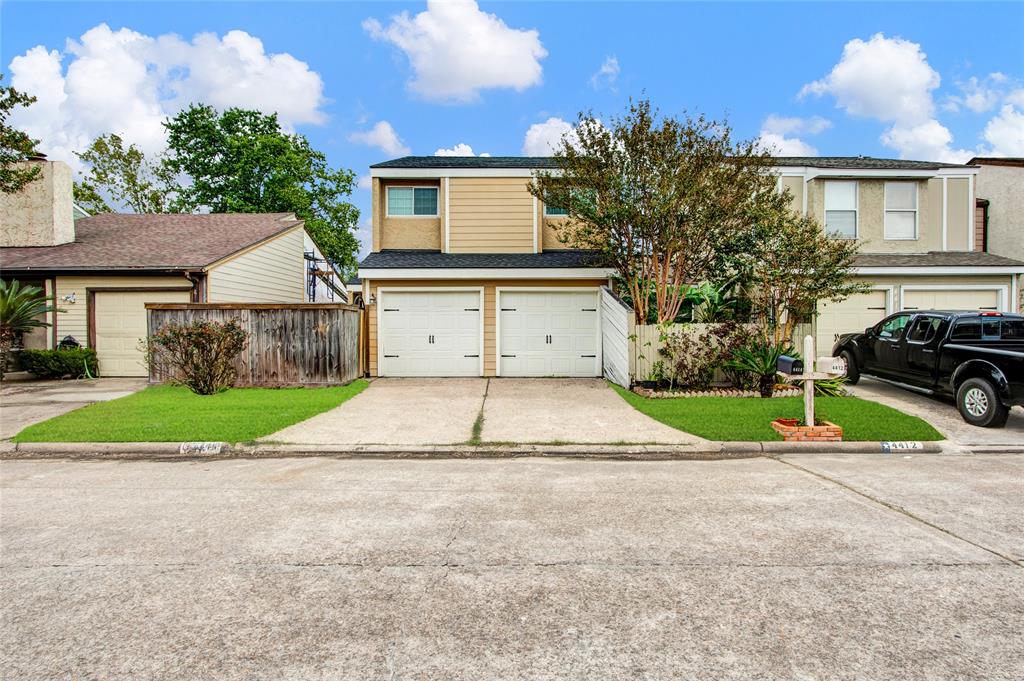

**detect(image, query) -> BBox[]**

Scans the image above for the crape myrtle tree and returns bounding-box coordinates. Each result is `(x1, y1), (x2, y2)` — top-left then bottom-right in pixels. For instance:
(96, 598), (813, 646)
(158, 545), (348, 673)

(73, 105), (362, 277)
(528, 99), (780, 325)
(0, 74), (42, 194)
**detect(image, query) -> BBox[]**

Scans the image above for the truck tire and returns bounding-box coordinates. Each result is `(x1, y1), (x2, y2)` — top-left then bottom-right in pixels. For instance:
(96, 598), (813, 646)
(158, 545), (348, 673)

(957, 378), (1009, 428)
(841, 350), (860, 385)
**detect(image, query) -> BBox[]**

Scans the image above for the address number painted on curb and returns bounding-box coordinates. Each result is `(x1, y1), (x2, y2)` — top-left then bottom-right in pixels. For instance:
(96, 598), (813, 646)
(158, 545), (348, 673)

(880, 441), (924, 453)
(179, 442), (224, 455)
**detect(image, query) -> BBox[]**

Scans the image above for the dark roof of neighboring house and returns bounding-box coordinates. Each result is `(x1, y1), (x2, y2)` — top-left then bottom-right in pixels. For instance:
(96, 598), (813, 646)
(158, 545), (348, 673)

(854, 251), (1024, 268)
(372, 155), (975, 171)
(1, 213), (303, 273)
(360, 249), (606, 269)
(966, 157), (1024, 167)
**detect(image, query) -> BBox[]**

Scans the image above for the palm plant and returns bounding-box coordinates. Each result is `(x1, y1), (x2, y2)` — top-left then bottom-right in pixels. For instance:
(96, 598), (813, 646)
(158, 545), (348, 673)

(0, 280), (62, 378)
(724, 341), (793, 398)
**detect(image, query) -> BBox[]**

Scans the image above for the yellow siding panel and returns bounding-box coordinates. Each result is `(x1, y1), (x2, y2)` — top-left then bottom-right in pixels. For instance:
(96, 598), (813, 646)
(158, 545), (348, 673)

(449, 177), (535, 253)
(207, 228), (305, 302)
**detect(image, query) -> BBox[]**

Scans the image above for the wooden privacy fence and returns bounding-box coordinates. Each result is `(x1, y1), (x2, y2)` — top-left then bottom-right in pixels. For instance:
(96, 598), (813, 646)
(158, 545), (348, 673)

(146, 303), (362, 386)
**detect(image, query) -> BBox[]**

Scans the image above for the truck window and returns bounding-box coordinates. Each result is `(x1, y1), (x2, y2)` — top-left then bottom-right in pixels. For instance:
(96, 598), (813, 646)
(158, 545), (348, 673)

(982, 319), (1000, 339)
(950, 320), (981, 340)
(1001, 320), (1024, 339)
(906, 317), (941, 343)
(877, 314), (912, 338)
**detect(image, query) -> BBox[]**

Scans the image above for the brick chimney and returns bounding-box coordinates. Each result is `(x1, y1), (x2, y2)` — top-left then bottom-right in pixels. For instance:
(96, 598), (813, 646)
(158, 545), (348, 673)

(0, 156), (75, 247)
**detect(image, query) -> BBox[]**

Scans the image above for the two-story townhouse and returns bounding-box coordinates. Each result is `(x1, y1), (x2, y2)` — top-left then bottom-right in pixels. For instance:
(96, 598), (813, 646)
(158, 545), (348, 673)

(357, 155), (1024, 378)
(778, 157), (1024, 352)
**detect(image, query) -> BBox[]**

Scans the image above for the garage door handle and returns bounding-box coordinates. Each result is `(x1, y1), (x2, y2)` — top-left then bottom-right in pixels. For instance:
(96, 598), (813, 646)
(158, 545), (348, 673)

(384, 354), (399, 358)
(581, 354), (596, 358)
(904, 307), (918, 310)
(501, 354), (516, 358)
(501, 308), (516, 312)
(581, 308), (597, 312)
(383, 308), (400, 312)
(464, 308), (479, 311)
(981, 307), (998, 310)
(464, 354), (479, 358)
(868, 307), (886, 310)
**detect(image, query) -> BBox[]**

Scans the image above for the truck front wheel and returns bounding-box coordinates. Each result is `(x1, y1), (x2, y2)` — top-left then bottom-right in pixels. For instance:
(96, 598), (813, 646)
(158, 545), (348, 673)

(841, 350), (860, 385)
(957, 378), (1009, 428)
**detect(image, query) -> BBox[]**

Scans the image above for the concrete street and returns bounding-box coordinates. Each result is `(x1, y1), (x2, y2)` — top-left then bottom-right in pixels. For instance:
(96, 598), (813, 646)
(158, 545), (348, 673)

(2, 454), (1022, 679)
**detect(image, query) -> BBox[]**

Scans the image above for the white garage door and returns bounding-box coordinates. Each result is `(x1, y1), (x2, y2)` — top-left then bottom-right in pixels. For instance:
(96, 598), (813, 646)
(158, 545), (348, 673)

(499, 290), (600, 377)
(379, 290), (481, 376)
(816, 290), (889, 355)
(902, 289), (1001, 312)
(94, 289), (192, 377)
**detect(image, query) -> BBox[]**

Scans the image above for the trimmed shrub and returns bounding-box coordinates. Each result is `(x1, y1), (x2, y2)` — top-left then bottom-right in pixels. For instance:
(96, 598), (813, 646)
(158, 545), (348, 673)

(20, 348), (99, 379)
(146, 318), (248, 395)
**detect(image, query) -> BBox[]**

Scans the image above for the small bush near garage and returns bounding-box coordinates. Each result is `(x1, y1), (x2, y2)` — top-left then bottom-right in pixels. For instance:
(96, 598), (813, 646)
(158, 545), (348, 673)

(20, 348), (99, 379)
(146, 319), (248, 395)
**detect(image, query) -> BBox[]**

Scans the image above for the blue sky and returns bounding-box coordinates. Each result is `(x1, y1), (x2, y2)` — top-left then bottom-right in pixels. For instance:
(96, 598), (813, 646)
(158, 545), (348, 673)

(3, 1), (1023, 251)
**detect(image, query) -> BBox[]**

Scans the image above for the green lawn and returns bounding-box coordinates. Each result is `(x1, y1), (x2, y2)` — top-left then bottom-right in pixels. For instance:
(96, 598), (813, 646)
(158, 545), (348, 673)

(13, 380), (368, 443)
(612, 384), (943, 442)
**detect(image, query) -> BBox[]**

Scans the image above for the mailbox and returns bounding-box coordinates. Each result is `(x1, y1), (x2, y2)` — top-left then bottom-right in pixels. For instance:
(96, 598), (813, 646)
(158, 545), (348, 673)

(776, 355), (804, 375)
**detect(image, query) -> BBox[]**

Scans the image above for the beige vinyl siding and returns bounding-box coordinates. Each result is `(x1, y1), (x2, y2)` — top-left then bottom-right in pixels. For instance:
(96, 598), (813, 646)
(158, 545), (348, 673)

(366, 278), (607, 377)
(945, 178), (971, 251)
(54, 275), (191, 347)
(448, 177), (535, 253)
(374, 178), (443, 251)
(207, 227), (305, 302)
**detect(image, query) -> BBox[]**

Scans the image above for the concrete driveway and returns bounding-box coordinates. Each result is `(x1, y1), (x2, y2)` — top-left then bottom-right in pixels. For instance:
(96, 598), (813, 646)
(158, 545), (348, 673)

(0, 378), (148, 440)
(849, 376), (1024, 447)
(2, 454), (1021, 679)
(268, 378), (703, 446)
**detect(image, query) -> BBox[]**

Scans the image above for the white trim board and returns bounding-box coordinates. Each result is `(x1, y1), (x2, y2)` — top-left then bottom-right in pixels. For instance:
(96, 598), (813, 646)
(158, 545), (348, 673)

(854, 266), (1024, 275)
(375, 286), (485, 377)
(494, 286), (602, 378)
(359, 267), (616, 280)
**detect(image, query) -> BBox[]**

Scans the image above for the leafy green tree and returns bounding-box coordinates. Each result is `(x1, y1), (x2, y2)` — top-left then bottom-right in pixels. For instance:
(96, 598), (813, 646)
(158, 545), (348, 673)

(162, 105), (360, 274)
(0, 280), (63, 378)
(0, 74), (42, 194)
(529, 99), (778, 324)
(73, 134), (175, 213)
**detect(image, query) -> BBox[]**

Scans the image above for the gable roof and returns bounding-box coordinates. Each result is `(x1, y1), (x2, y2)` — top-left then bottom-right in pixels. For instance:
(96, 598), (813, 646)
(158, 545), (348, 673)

(966, 157), (1024, 168)
(371, 155), (975, 171)
(1, 213), (304, 273)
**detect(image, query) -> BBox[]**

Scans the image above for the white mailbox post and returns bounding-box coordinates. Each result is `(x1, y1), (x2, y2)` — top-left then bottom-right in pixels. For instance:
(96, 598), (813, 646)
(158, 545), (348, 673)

(780, 335), (847, 427)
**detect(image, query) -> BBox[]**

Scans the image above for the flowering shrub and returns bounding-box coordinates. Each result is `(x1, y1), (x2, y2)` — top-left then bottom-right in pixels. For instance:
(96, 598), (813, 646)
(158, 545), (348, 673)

(146, 319), (248, 395)
(659, 321), (755, 390)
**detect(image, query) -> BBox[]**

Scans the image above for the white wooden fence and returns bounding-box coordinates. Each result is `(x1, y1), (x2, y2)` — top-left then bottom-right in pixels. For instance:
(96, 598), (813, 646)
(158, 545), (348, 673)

(600, 286), (633, 387)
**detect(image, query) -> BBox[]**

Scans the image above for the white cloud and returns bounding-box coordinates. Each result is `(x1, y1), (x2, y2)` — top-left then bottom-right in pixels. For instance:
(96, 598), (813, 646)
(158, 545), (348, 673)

(801, 33), (975, 161)
(348, 121), (410, 157)
(434, 143), (489, 156)
(7, 23), (327, 170)
(589, 55), (619, 90)
(357, 174), (373, 190)
(363, 0), (546, 103)
(983, 104), (1024, 156)
(945, 73), (1015, 114)
(522, 117), (575, 155)
(756, 115), (831, 156)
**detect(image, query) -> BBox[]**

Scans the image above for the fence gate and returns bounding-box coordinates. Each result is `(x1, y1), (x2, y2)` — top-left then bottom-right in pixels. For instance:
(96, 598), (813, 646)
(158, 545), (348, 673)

(600, 286), (633, 388)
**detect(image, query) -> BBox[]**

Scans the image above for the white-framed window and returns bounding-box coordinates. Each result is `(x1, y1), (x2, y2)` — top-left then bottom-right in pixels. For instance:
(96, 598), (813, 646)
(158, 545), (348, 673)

(386, 186), (438, 217)
(884, 181), (918, 240)
(544, 202), (569, 217)
(824, 181), (858, 239)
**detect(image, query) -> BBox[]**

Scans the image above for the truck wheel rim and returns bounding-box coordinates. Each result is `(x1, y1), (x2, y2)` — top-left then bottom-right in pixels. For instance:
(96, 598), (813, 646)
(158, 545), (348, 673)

(964, 388), (989, 417)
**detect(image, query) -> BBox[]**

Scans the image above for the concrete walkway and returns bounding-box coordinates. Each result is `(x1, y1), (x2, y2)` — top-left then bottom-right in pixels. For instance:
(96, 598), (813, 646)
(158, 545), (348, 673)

(267, 378), (706, 446)
(849, 376), (1024, 447)
(0, 378), (148, 440)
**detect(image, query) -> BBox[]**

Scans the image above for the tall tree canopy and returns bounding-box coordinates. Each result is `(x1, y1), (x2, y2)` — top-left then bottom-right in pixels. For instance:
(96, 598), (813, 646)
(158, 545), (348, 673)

(163, 105), (360, 274)
(529, 99), (780, 324)
(0, 74), (42, 194)
(73, 105), (361, 276)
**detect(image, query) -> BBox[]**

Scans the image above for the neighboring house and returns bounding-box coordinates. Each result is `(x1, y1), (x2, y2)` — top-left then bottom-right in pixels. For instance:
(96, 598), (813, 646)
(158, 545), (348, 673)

(359, 157), (615, 378)
(358, 155), (1024, 377)
(968, 157), (1023, 310)
(775, 156), (1024, 352)
(1, 158), (344, 377)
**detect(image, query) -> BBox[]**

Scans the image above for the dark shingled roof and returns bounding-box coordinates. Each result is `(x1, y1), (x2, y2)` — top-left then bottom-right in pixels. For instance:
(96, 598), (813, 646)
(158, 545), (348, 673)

(372, 155), (974, 171)
(854, 251), (1024, 268)
(1, 213), (303, 272)
(360, 249), (606, 269)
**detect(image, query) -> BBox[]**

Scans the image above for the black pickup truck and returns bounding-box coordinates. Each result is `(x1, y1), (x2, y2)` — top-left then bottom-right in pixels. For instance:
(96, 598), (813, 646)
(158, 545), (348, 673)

(833, 310), (1024, 427)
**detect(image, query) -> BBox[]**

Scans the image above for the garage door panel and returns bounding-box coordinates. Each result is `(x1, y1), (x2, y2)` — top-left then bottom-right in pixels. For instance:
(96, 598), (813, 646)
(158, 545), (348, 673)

(94, 289), (191, 377)
(816, 290), (889, 356)
(499, 290), (600, 377)
(902, 289), (1001, 311)
(380, 291), (481, 377)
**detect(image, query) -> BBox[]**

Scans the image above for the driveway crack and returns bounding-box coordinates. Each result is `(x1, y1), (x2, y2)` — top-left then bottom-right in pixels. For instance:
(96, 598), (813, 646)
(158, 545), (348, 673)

(772, 456), (1023, 568)
(467, 378), (490, 445)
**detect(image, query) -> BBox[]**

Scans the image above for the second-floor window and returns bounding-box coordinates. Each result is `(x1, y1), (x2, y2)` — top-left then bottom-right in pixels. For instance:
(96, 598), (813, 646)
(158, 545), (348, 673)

(824, 181), (858, 239)
(387, 186), (438, 217)
(544, 202), (569, 216)
(884, 182), (918, 240)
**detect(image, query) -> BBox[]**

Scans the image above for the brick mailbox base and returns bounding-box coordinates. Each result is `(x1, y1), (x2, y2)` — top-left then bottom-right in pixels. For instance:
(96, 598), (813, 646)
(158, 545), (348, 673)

(770, 418), (843, 442)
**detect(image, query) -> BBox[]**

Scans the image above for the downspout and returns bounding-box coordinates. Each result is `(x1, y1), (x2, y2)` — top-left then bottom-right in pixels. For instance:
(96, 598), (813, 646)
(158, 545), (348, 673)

(184, 270), (207, 302)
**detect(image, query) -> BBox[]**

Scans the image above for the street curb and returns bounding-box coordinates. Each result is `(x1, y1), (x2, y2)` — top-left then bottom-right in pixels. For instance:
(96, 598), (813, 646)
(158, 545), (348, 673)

(1, 439), (953, 461)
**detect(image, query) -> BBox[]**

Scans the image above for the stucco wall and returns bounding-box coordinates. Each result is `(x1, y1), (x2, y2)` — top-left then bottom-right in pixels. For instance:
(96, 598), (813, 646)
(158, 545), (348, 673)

(0, 160), (74, 247)
(373, 178), (444, 251)
(975, 164), (1024, 260)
